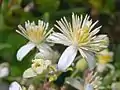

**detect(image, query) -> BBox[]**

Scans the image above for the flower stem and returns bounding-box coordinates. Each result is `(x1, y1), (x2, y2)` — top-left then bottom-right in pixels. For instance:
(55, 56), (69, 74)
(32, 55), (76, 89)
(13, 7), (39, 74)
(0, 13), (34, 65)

(71, 69), (79, 78)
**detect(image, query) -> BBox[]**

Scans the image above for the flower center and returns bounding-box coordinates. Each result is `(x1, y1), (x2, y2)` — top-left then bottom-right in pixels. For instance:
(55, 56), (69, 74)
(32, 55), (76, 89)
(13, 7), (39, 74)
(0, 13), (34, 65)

(98, 55), (112, 64)
(27, 29), (45, 44)
(72, 26), (90, 46)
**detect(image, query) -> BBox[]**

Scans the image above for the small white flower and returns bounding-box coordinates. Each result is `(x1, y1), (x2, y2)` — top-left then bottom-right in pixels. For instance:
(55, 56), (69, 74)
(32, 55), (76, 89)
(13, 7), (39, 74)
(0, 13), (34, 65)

(31, 59), (51, 74)
(16, 20), (53, 61)
(9, 81), (22, 90)
(47, 13), (109, 71)
(96, 49), (113, 72)
(65, 71), (101, 90)
(23, 59), (51, 78)
(0, 62), (9, 78)
(97, 49), (113, 64)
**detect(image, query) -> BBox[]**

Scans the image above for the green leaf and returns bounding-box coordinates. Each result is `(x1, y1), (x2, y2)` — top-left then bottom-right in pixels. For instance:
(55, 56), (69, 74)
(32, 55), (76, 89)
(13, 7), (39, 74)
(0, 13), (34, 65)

(0, 43), (11, 50)
(34, 0), (60, 13)
(10, 66), (22, 76)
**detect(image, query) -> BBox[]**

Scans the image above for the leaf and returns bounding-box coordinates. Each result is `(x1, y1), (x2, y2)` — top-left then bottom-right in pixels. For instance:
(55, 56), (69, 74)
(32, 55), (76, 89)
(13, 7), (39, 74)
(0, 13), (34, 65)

(34, 0), (60, 13)
(0, 43), (11, 50)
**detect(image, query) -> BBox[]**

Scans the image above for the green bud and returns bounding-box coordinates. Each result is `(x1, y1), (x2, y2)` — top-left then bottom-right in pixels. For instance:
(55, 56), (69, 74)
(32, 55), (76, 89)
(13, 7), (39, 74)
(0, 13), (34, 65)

(75, 58), (87, 71)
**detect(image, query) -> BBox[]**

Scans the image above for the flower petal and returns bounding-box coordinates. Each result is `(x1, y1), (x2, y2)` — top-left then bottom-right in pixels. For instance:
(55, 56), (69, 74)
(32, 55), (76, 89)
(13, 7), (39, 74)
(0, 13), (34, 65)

(79, 49), (96, 70)
(0, 63), (9, 78)
(58, 46), (77, 71)
(9, 81), (22, 90)
(89, 35), (109, 51)
(0, 67), (9, 78)
(17, 42), (35, 61)
(47, 32), (72, 46)
(90, 26), (101, 37)
(23, 68), (37, 78)
(37, 43), (59, 61)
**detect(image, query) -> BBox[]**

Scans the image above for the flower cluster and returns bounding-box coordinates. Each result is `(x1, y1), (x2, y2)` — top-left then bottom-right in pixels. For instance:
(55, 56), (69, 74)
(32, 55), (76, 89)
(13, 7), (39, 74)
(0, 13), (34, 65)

(15, 13), (109, 90)
(17, 13), (109, 71)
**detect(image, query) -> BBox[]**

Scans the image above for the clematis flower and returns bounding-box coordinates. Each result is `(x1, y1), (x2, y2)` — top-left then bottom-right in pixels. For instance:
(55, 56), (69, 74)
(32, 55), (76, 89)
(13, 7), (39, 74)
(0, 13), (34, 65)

(16, 20), (53, 61)
(47, 13), (109, 71)
(97, 49), (113, 64)
(96, 49), (113, 72)
(66, 71), (102, 90)
(23, 59), (51, 78)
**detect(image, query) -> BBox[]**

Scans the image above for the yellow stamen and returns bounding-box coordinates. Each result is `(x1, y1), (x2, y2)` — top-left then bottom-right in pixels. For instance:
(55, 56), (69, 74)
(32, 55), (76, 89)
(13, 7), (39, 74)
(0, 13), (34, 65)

(27, 29), (44, 44)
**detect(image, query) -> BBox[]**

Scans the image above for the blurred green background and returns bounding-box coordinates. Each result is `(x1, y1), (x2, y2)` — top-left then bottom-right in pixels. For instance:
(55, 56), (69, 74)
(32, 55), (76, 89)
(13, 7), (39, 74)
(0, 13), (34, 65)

(0, 0), (120, 89)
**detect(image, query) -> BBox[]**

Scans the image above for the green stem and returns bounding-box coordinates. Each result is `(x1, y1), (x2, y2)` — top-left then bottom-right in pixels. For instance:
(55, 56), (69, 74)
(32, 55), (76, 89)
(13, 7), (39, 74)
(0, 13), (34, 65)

(70, 69), (79, 78)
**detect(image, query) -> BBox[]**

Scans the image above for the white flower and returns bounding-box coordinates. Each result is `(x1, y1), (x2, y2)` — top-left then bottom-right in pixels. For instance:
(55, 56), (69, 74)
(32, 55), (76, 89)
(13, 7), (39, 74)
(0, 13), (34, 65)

(97, 49), (113, 64)
(0, 62), (9, 78)
(65, 71), (101, 90)
(47, 13), (109, 71)
(96, 49), (113, 72)
(23, 59), (51, 78)
(9, 81), (22, 90)
(16, 20), (53, 61)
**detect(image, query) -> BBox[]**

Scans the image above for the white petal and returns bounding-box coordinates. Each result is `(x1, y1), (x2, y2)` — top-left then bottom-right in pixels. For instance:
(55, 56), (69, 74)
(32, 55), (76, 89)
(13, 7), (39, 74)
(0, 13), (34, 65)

(0, 63), (9, 78)
(90, 26), (101, 37)
(93, 35), (108, 41)
(17, 42), (35, 61)
(79, 49), (96, 70)
(23, 68), (37, 78)
(85, 84), (94, 90)
(37, 43), (55, 60)
(36, 43), (59, 61)
(58, 46), (77, 71)
(37, 43), (52, 52)
(0, 67), (9, 78)
(89, 20), (99, 31)
(9, 82), (22, 90)
(35, 67), (44, 74)
(47, 33), (72, 46)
